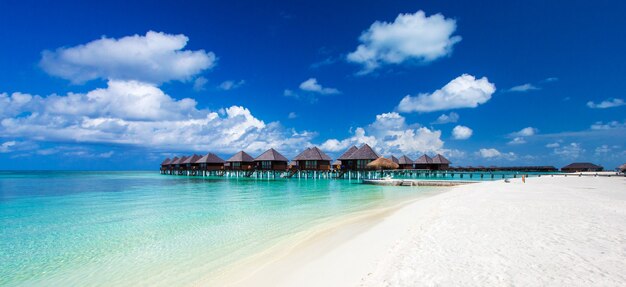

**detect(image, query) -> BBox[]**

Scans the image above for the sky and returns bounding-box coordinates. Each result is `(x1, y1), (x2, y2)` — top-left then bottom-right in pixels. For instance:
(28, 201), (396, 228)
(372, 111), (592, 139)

(1, 0), (625, 170)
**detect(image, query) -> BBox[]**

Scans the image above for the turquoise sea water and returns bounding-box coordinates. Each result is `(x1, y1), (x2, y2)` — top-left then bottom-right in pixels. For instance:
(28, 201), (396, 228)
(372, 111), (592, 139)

(0, 171), (439, 286)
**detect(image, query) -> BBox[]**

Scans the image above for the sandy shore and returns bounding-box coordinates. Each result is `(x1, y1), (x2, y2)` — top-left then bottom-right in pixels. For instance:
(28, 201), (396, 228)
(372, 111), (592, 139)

(224, 176), (626, 286)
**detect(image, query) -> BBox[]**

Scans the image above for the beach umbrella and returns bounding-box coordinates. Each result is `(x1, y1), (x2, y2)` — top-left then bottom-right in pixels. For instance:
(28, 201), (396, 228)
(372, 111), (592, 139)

(367, 157), (399, 178)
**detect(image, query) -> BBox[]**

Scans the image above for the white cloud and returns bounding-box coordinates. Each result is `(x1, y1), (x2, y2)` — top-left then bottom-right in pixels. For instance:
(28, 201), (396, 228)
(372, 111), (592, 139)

(0, 81), (314, 155)
(506, 127), (537, 145)
(452, 125), (472, 140)
(193, 77), (208, 91)
(347, 10), (461, 74)
(508, 137), (526, 145)
(320, 112), (444, 156)
(478, 148), (501, 158)
(510, 127), (538, 137)
(39, 31), (216, 84)
(552, 142), (584, 158)
(219, 80), (245, 90)
(432, 112), (459, 124)
(299, 78), (340, 95)
(590, 120), (626, 130)
(508, 83), (539, 92)
(0, 141), (17, 153)
(595, 144), (612, 155)
(546, 142), (560, 148)
(587, 98), (625, 109)
(397, 74), (495, 113)
(476, 148), (517, 160)
(288, 112), (297, 119)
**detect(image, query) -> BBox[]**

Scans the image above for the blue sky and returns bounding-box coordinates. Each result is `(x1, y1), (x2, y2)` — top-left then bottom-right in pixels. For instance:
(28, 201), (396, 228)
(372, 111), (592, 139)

(1, 0), (625, 170)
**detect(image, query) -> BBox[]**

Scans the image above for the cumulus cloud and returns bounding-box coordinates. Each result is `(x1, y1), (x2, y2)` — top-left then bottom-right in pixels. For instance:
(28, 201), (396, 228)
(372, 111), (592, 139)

(478, 148), (501, 158)
(299, 78), (340, 95)
(506, 127), (537, 145)
(510, 127), (538, 137)
(552, 142), (584, 158)
(397, 74), (495, 113)
(193, 77), (208, 91)
(590, 120), (626, 130)
(508, 83), (539, 92)
(0, 81), (314, 154)
(477, 148), (517, 160)
(219, 80), (245, 91)
(347, 10), (461, 74)
(432, 112), (459, 124)
(545, 142), (560, 148)
(0, 141), (17, 153)
(320, 112), (444, 156)
(587, 98), (626, 109)
(39, 31), (216, 84)
(452, 125), (472, 140)
(508, 137), (526, 145)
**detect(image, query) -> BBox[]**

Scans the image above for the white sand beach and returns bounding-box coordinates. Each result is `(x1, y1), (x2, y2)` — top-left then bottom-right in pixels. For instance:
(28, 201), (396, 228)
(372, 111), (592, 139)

(227, 176), (626, 286)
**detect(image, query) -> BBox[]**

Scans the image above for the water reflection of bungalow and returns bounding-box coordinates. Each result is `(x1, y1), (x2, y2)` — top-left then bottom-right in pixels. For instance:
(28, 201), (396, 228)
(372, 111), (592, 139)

(293, 147), (332, 170)
(196, 153), (225, 171)
(255, 148), (288, 171)
(339, 144), (380, 170)
(561, 162), (603, 172)
(225, 151), (255, 170)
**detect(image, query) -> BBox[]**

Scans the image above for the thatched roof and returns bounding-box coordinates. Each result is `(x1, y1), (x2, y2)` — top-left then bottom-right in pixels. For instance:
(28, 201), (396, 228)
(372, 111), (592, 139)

(367, 157), (399, 170)
(391, 155), (399, 164)
(398, 155), (414, 165)
(337, 146), (358, 160)
(414, 154), (433, 164)
(432, 154), (451, 164)
(171, 156), (188, 165)
(181, 154), (202, 165)
(293, 146), (332, 161)
(562, 162), (602, 169)
(226, 151), (255, 162)
(255, 148), (288, 162)
(348, 144), (380, 160)
(619, 163), (626, 172)
(196, 153), (225, 164)
(161, 158), (171, 166)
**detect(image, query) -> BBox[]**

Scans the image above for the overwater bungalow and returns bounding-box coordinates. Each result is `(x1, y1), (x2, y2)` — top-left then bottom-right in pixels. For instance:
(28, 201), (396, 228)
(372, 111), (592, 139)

(170, 156), (188, 174)
(293, 147), (332, 170)
(414, 154), (433, 170)
(181, 154), (202, 171)
(160, 158), (171, 173)
(431, 154), (451, 170)
(340, 144), (380, 170)
(225, 151), (255, 170)
(196, 152), (225, 171)
(331, 160), (341, 170)
(561, 162), (603, 172)
(397, 155), (414, 169)
(254, 148), (289, 171)
(165, 156), (179, 174)
(337, 146), (358, 170)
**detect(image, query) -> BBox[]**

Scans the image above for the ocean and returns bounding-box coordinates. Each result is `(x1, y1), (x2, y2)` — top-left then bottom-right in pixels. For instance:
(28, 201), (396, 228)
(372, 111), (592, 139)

(0, 171), (440, 286)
